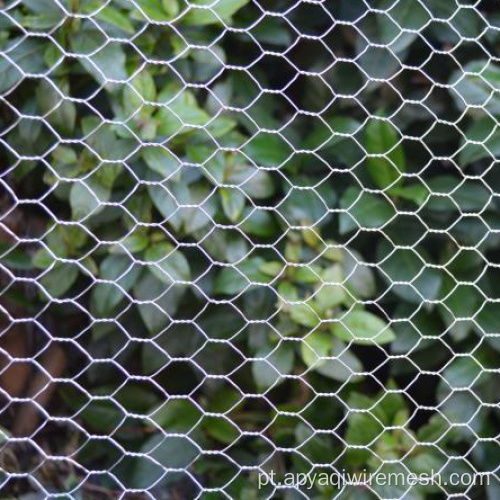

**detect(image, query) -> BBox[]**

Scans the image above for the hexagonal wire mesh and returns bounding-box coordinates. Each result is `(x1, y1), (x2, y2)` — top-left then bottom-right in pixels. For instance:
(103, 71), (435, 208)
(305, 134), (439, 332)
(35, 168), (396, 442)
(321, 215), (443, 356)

(0, 0), (500, 498)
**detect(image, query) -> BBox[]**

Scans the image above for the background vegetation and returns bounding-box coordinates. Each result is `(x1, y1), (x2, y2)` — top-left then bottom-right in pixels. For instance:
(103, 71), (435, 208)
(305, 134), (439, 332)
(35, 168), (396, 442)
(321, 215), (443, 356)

(0, 0), (500, 497)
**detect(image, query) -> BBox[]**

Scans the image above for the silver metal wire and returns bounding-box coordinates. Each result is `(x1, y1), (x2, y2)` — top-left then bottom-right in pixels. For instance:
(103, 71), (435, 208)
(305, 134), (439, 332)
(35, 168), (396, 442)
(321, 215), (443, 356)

(0, 0), (499, 498)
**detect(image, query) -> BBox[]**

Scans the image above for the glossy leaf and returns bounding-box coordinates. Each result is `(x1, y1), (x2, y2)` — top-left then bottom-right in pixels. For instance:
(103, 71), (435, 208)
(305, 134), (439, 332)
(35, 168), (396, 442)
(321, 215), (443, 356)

(145, 242), (191, 284)
(252, 343), (294, 390)
(332, 310), (395, 345)
(339, 187), (396, 233)
(71, 29), (127, 83)
(220, 187), (245, 222)
(365, 117), (405, 189)
(302, 332), (362, 382)
(0, 38), (48, 93)
(459, 117), (500, 167)
(182, 0), (250, 26)
(450, 60), (500, 115)
(92, 255), (141, 316)
(40, 263), (79, 298)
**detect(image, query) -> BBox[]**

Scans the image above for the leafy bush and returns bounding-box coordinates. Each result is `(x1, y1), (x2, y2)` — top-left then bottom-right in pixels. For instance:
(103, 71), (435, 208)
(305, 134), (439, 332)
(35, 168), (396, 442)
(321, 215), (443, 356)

(1, 0), (500, 497)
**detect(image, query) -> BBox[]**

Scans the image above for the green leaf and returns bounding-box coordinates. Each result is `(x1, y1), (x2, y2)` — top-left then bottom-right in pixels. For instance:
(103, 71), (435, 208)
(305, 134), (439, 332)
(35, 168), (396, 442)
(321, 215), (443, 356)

(200, 228), (247, 264)
(91, 255), (141, 316)
(442, 357), (481, 390)
(114, 383), (159, 414)
(388, 183), (429, 205)
(293, 266), (321, 285)
(251, 16), (291, 46)
(385, 0), (430, 31)
(205, 115), (237, 138)
(356, 45), (400, 82)
(356, 0), (422, 54)
(145, 242), (190, 284)
(374, 386), (407, 425)
(128, 70), (156, 103)
(214, 257), (269, 295)
(365, 117), (405, 189)
(71, 28), (127, 83)
(339, 187), (396, 233)
(240, 208), (278, 237)
(50, 146), (79, 177)
(133, 270), (185, 332)
(301, 332), (362, 382)
(259, 261), (283, 277)
(150, 180), (217, 235)
(391, 304), (441, 355)
(82, 117), (135, 161)
(278, 188), (329, 225)
(45, 225), (87, 256)
(79, 399), (124, 433)
(203, 416), (240, 444)
(182, 0), (250, 26)
(228, 167), (275, 199)
(95, 164), (122, 190)
(151, 399), (202, 432)
(314, 265), (345, 312)
(289, 303), (320, 328)
(450, 60), (500, 115)
(183, 184), (217, 234)
(475, 302), (500, 352)
(70, 180), (110, 220)
(148, 184), (179, 225)
(40, 262), (79, 298)
(36, 80), (76, 134)
(0, 38), (48, 93)
(277, 283), (298, 303)
(94, 4), (135, 33)
(377, 240), (443, 303)
(189, 46), (226, 83)
(220, 187), (245, 222)
(459, 117), (500, 167)
(16, 101), (42, 145)
(0, 244), (33, 271)
(436, 391), (479, 425)
(22, 0), (62, 15)
(301, 331), (330, 366)
(142, 146), (179, 178)
(157, 87), (210, 136)
(81, 1), (135, 33)
(162, 0), (179, 17)
(345, 410), (384, 467)
(186, 144), (225, 184)
(304, 116), (360, 151)
(417, 413), (449, 443)
(168, 90), (211, 126)
(438, 281), (481, 341)
(303, 116), (362, 167)
(119, 230), (150, 254)
(17, 11), (62, 30)
(243, 132), (292, 168)
(341, 248), (376, 299)
(332, 310), (395, 345)
(134, 0), (176, 21)
(207, 387), (242, 413)
(252, 343), (294, 390)
(423, 176), (491, 212)
(131, 433), (198, 489)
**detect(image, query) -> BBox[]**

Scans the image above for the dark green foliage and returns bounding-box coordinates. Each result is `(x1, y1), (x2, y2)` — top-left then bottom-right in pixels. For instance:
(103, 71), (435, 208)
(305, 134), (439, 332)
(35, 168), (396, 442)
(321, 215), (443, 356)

(1, 0), (500, 497)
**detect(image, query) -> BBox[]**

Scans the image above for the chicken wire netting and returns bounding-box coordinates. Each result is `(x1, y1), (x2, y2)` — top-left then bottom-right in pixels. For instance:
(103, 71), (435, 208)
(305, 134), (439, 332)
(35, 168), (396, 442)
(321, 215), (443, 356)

(1, 0), (500, 498)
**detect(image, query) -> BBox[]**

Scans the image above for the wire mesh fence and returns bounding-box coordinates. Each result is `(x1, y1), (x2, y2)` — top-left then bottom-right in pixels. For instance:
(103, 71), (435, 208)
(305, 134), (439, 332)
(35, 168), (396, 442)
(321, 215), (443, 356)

(0, 0), (500, 498)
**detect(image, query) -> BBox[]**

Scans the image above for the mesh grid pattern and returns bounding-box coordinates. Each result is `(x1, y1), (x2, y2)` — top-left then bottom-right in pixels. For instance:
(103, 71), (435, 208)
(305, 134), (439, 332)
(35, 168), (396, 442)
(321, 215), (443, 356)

(0, 0), (500, 498)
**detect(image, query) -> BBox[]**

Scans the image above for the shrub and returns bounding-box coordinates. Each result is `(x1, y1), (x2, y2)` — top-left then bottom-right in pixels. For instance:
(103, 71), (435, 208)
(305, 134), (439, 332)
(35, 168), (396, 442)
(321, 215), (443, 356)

(0, 0), (499, 497)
